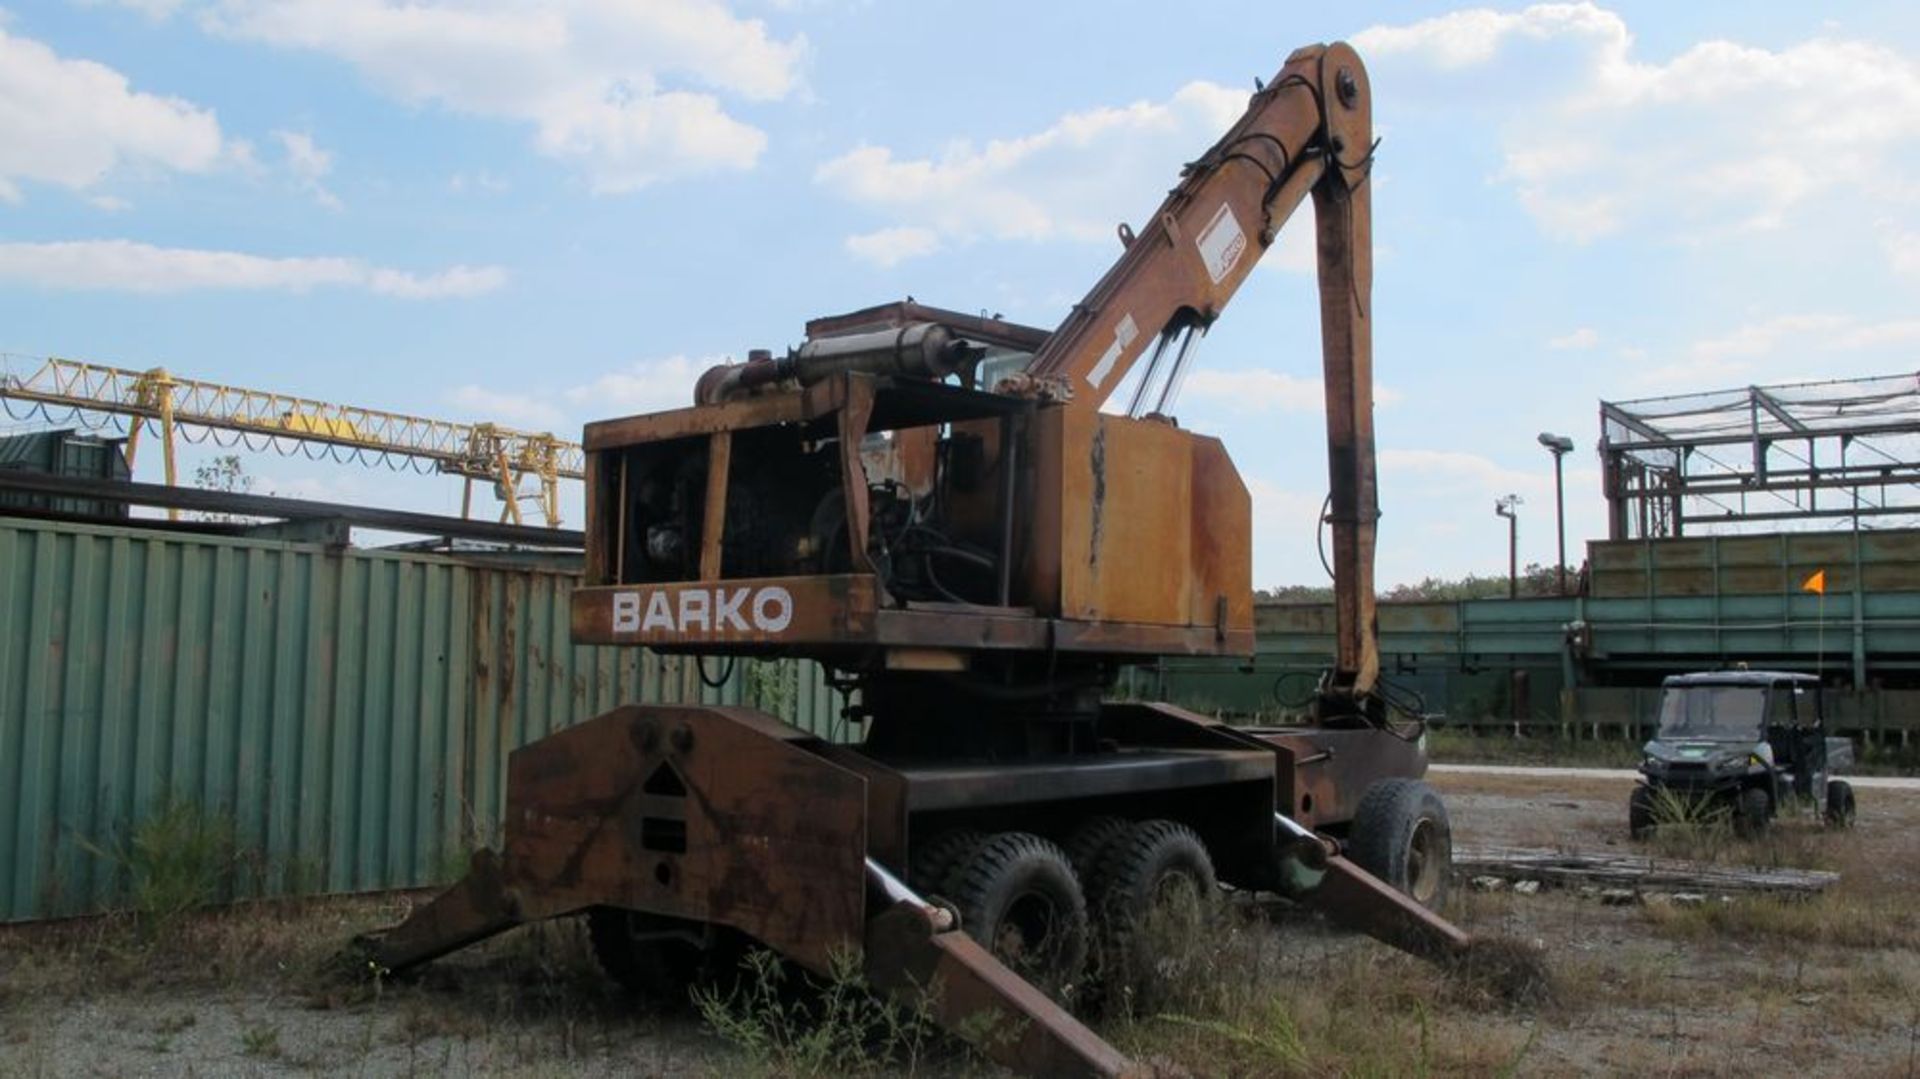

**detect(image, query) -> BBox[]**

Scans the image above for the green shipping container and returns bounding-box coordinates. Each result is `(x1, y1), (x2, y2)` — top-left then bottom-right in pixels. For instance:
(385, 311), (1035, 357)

(0, 515), (846, 923)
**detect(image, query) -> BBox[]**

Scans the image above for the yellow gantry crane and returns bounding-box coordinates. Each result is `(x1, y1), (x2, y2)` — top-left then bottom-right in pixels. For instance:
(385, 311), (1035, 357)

(0, 357), (584, 527)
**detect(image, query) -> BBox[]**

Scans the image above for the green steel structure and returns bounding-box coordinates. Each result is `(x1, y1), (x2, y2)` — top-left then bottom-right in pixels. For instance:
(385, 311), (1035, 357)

(5, 514), (1916, 923)
(0, 429), (130, 520)
(1150, 529), (1920, 737)
(0, 515), (844, 923)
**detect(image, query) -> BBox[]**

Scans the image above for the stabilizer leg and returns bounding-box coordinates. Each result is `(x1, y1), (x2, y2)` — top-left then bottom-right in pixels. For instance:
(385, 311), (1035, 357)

(863, 902), (1134, 1079)
(1305, 856), (1470, 958)
(1274, 813), (1469, 960)
(364, 850), (526, 974)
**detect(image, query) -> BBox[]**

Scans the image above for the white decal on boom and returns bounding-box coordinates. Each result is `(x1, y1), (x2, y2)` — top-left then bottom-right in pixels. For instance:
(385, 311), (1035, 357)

(1086, 313), (1139, 389)
(1196, 202), (1247, 285)
(611, 585), (796, 635)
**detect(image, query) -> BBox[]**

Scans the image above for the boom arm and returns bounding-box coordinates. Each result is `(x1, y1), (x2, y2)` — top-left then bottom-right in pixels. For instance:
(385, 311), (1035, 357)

(1026, 42), (1381, 701)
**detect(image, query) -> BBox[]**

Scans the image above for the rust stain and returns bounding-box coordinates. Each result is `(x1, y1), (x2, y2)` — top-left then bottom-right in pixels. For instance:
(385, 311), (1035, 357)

(1088, 420), (1106, 571)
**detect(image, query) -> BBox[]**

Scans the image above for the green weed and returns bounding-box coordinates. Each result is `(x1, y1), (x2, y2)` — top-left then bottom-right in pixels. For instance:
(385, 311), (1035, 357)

(692, 948), (939, 1077)
(239, 1021), (281, 1059)
(78, 797), (238, 938)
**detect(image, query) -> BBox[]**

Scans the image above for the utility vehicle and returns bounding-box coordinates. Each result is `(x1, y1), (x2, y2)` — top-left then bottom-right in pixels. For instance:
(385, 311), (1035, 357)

(1631, 670), (1856, 837)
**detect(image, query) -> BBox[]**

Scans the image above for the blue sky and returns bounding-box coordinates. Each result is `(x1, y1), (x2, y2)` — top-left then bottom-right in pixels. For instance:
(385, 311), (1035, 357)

(1, 1), (1917, 588)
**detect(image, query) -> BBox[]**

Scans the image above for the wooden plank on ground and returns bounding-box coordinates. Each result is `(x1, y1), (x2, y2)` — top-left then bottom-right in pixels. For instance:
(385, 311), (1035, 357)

(1455, 846), (1839, 898)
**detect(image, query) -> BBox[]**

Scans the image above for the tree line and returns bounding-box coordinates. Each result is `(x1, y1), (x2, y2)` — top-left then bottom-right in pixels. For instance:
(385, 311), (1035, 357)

(1260, 561), (1576, 604)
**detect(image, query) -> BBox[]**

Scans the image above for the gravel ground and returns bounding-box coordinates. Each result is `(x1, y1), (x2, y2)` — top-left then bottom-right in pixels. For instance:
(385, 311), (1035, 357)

(2, 771), (1916, 1077)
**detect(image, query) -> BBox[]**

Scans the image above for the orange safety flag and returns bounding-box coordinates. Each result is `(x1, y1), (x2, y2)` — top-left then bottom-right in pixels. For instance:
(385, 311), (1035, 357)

(1802, 570), (1826, 595)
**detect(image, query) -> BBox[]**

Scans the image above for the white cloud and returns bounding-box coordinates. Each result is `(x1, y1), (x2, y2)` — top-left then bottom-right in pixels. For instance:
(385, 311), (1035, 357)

(1689, 314), (1849, 366)
(1246, 476), (1333, 576)
(1381, 448), (1546, 500)
(1184, 369), (1324, 414)
(1626, 312), (1920, 388)
(274, 129), (341, 209)
(449, 170), (511, 195)
(187, 0), (804, 191)
(1833, 319), (1920, 350)
(0, 239), (506, 298)
(448, 384), (566, 429)
(1885, 229), (1920, 276)
(0, 26), (226, 202)
(1355, 3), (1631, 71)
(1259, 204), (1317, 274)
(844, 226), (941, 267)
(75, 0), (189, 20)
(1357, 4), (1920, 255)
(447, 354), (716, 435)
(366, 263), (507, 299)
(87, 194), (133, 212)
(1547, 327), (1599, 350)
(816, 80), (1250, 250)
(564, 355), (713, 416)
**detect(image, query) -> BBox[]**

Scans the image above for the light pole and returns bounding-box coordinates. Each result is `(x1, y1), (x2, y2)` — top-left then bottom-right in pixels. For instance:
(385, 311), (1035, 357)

(1538, 433), (1574, 595)
(1495, 494), (1522, 599)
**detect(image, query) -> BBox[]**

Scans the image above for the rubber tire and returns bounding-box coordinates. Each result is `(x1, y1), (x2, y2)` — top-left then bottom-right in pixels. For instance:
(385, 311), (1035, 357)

(1825, 779), (1857, 828)
(947, 832), (1090, 1001)
(1629, 785), (1657, 840)
(1349, 778), (1453, 913)
(1734, 786), (1772, 837)
(1083, 820), (1216, 1012)
(1086, 820), (1218, 923)
(909, 829), (986, 898)
(587, 907), (706, 999)
(1063, 816), (1133, 881)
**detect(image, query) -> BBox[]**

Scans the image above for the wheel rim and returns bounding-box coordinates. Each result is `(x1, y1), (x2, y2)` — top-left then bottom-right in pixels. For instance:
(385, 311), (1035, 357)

(1406, 818), (1443, 906)
(996, 891), (1066, 976)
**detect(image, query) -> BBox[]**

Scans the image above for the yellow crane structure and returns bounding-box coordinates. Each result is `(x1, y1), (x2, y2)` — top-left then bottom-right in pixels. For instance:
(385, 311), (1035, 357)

(0, 356), (583, 527)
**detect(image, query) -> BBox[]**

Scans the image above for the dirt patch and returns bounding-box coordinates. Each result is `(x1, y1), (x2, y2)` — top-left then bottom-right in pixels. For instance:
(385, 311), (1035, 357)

(0, 898), (726, 1078)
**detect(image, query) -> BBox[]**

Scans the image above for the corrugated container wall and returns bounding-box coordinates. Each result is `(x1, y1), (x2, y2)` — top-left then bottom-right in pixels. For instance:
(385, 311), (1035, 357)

(0, 517), (846, 923)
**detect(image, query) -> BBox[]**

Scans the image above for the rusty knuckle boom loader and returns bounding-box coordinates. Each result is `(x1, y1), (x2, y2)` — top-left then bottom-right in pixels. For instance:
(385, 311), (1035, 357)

(369, 43), (1475, 1077)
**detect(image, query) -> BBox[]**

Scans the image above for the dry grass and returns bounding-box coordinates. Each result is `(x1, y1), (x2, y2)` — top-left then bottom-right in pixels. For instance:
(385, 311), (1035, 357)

(1426, 730), (1644, 770)
(0, 892), (390, 1002)
(0, 894), (726, 1078)
(6, 774), (1920, 1078)
(1098, 896), (1547, 1078)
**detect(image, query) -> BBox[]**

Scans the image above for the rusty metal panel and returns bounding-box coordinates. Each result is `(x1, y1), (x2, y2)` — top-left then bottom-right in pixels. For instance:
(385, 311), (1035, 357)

(1653, 567), (1716, 596)
(500, 705), (869, 971)
(0, 515), (779, 924)
(1059, 411), (1195, 623)
(1029, 408), (1252, 634)
(1649, 539), (1712, 569)
(1713, 535), (1784, 566)
(1189, 434), (1254, 634)
(1591, 529), (1920, 600)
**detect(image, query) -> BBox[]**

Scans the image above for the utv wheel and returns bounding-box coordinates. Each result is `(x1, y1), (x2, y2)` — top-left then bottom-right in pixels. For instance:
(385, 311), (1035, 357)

(1350, 778), (1453, 913)
(1628, 785), (1657, 840)
(1825, 780), (1857, 828)
(587, 907), (708, 999)
(1734, 787), (1772, 837)
(909, 829), (986, 898)
(948, 832), (1090, 1001)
